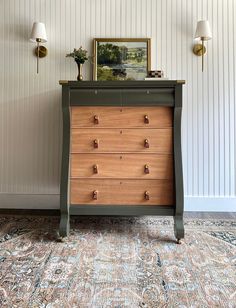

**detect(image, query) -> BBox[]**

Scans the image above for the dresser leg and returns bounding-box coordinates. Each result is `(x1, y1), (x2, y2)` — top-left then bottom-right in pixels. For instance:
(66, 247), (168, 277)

(174, 215), (184, 243)
(59, 212), (70, 238)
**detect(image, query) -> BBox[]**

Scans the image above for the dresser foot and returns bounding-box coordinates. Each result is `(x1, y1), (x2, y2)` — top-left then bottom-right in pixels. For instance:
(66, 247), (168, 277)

(57, 236), (66, 243)
(59, 213), (70, 238)
(174, 215), (184, 242)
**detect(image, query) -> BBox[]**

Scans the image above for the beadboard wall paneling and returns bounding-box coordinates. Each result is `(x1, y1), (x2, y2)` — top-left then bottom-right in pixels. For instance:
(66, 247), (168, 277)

(0, 0), (235, 209)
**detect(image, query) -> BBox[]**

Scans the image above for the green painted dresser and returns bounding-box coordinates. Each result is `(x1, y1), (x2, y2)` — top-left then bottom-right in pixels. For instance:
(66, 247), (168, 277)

(59, 80), (185, 243)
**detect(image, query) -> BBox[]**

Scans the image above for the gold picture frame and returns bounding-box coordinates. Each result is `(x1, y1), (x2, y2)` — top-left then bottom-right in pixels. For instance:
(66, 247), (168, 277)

(93, 38), (151, 81)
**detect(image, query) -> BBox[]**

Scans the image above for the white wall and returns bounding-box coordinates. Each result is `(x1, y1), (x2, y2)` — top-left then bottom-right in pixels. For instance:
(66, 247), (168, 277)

(0, 0), (235, 211)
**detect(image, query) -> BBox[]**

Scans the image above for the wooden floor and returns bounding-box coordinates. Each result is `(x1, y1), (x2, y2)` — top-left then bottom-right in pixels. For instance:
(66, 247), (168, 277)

(0, 209), (235, 219)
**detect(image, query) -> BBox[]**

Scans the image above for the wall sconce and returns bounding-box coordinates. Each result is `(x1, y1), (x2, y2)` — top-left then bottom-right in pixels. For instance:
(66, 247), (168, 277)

(29, 22), (47, 74)
(193, 20), (212, 72)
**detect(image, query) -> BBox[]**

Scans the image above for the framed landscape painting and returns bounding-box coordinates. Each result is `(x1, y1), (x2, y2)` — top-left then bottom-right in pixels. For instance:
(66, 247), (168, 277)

(93, 38), (151, 81)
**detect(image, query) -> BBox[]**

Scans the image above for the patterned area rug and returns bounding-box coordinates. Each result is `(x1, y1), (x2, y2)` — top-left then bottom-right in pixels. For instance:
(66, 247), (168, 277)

(0, 215), (235, 308)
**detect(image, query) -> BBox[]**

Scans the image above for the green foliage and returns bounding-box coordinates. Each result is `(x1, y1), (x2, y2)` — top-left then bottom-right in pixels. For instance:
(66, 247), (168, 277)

(136, 48), (145, 62)
(97, 44), (123, 65)
(97, 66), (135, 81)
(97, 67), (118, 80)
(66, 47), (88, 64)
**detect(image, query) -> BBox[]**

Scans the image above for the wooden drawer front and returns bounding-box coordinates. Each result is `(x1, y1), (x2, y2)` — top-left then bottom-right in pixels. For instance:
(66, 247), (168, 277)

(70, 179), (174, 205)
(71, 128), (173, 153)
(71, 106), (173, 128)
(71, 154), (173, 179)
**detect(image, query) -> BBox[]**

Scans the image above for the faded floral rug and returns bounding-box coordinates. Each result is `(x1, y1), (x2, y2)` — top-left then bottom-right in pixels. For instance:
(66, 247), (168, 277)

(0, 215), (235, 308)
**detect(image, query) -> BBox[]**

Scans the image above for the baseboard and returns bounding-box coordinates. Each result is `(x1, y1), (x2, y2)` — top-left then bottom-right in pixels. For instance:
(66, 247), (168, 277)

(0, 194), (235, 212)
(185, 196), (236, 212)
(0, 193), (59, 209)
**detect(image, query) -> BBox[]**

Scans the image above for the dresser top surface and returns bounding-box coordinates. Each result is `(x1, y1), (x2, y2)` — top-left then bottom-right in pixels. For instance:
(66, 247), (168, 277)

(59, 80), (185, 88)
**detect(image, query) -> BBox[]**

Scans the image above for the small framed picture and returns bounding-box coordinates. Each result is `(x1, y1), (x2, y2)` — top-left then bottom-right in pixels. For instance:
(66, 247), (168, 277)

(93, 38), (151, 81)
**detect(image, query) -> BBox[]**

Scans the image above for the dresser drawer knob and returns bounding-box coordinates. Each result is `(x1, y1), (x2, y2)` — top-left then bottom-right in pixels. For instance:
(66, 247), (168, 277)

(94, 90), (98, 95)
(93, 164), (98, 174)
(93, 139), (99, 148)
(144, 191), (150, 200)
(144, 139), (150, 148)
(144, 115), (149, 124)
(92, 190), (98, 200)
(94, 115), (99, 124)
(144, 164), (150, 174)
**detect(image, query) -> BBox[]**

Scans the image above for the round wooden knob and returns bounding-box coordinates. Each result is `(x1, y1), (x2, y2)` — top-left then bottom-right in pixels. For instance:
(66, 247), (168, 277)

(92, 190), (98, 200)
(144, 115), (149, 124)
(94, 115), (99, 124)
(93, 164), (98, 174)
(93, 139), (99, 148)
(144, 139), (149, 148)
(144, 164), (150, 174)
(144, 191), (150, 200)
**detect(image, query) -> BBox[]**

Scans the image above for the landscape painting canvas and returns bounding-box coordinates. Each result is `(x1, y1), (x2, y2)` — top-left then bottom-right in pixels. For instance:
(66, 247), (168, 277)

(93, 38), (151, 81)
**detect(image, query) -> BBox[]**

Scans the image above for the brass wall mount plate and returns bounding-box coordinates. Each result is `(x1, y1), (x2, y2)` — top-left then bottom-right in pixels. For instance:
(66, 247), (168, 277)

(35, 46), (48, 58)
(193, 44), (206, 56)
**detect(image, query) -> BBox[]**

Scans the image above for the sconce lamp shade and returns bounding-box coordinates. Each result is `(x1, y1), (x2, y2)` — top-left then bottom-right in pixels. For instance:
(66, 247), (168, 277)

(29, 22), (47, 42)
(194, 20), (212, 41)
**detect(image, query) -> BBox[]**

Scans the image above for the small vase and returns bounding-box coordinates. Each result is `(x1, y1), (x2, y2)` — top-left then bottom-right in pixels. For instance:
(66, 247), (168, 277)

(76, 61), (83, 81)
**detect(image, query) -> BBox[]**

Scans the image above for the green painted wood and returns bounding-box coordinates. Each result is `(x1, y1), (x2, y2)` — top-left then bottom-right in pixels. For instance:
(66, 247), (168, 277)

(123, 89), (174, 105)
(59, 80), (185, 240)
(70, 89), (122, 106)
(70, 87), (174, 106)
(173, 84), (184, 240)
(174, 215), (184, 241)
(62, 80), (184, 88)
(70, 205), (174, 216)
(59, 84), (71, 237)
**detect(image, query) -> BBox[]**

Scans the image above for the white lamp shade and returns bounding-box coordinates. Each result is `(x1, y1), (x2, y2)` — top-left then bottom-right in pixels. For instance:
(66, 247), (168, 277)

(30, 22), (47, 43)
(194, 20), (212, 40)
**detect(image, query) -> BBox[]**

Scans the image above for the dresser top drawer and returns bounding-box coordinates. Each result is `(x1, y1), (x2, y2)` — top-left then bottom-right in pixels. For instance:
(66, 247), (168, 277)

(69, 88), (175, 106)
(71, 106), (173, 128)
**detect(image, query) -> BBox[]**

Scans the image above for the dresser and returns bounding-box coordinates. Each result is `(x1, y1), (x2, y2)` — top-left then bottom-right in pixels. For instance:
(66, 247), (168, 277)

(59, 80), (185, 243)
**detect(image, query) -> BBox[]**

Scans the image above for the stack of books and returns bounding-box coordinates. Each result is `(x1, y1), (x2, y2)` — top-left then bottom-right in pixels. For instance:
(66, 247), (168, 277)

(145, 70), (168, 80)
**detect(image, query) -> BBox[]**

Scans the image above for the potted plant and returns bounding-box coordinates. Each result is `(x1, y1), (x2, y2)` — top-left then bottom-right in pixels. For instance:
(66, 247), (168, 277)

(66, 47), (89, 81)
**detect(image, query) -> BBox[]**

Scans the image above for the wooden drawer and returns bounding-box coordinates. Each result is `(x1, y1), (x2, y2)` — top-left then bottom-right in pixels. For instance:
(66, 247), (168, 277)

(71, 106), (173, 128)
(70, 179), (174, 205)
(71, 153), (173, 179)
(71, 128), (173, 153)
